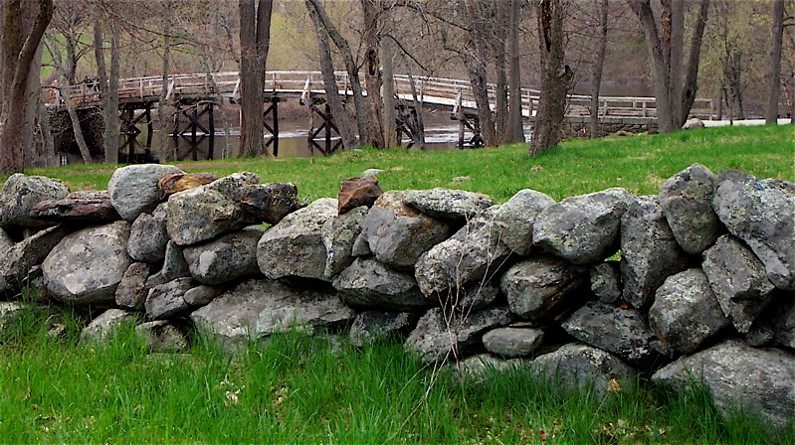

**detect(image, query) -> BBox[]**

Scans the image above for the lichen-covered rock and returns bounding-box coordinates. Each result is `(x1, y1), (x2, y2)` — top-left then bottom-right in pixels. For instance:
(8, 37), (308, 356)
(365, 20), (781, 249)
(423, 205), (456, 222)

(321, 206), (367, 278)
(351, 231), (372, 257)
(453, 283), (501, 311)
(257, 198), (337, 280)
(482, 326), (545, 358)
(183, 285), (223, 306)
(652, 340), (795, 432)
(500, 256), (585, 321)
(42, 221), (132, 305)
(338, 177), (382, 215)
(128, 203), (169, 263)
(659, 164), (720, 254)
(80, 309), (136, 343)
(562, 301), (658, 367)
(135, 320), (189, 352)
(713, 171), (795, 290)
(184, 227), (263, 285)
(333, 258), (429, 311)
(532, 343), (635, 395)
(0, 225), (70, 291)
(349, 311), (418, 348)
(158, 172), (218, 195)
(240, 182), (300, 224)
(649, 268), (729, 353)
(402, 188), (494, 221)
(190, 279), (354, 344)
(620, 196), (689, 309)
(166, 173), (259, 246)
(0, 173), (69, 228)
(492, 189), (555, 256)
(364, 191), (453, 270)
(0, 228), (12, 255)
(702, 235), (776, 334)
(145, 277), (194, 320)
(108, 164), (182, 221)
(405, 306), (512, 365)
(590, 261), (621, 304)
(28, 190), (118, 225)
(415, 207), (510, 296)
(160, 241), (191, 282)
(456, 354), (527, 379)
(533, 188), (633, 264)
(114, 262), (153, 310)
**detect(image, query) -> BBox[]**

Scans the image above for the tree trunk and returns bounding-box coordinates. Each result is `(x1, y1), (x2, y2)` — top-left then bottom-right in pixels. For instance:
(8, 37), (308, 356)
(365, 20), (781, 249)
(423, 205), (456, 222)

(530, 0), (572, 155)
(406, 63), (426, 149)
(463, 0), (496, 146)
(381, 7), (397, 148)
(38, 100), (56, 167)
(668, 0), (684, 124)
(361, 0), (385, 148)
(765, 0), (784, 124)
(492, 1), (509, 145)
(157, 2), (172, 161)
(239, 0), (273, 157)
(106, 20), (120, 163)
(61, 82), (93, 163)
(589, 0), (609, 138)
(723, 48), (744, 120)
(507, 0), (524, 143)
(676, 0), (709, 127)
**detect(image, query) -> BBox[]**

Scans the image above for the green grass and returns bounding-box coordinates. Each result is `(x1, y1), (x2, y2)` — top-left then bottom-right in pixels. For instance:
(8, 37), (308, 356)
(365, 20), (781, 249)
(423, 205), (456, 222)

(10, 124), (795, 201)
(1, 305), (791, 443)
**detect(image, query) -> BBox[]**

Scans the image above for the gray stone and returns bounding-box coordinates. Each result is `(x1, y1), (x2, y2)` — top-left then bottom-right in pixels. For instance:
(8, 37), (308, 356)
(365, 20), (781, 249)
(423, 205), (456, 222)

(652, 339), (795, 432)
(533, 188), (633, 264)
(482, 326), (545, 358)
(620, 196), (689, 309)
(772, 300), (795, 350)
(492, 189), (556, 256)
(166, 173), (259, 246)
(361, 168), (384, 179)
(239, 182), (301, 225)
(713, 172), (795, 290)
(405, 306), (512, 365)
(351, 231), (372, 257)
(702, 235), (775, 333)
(128, 202), (169, 262)
(114, 262), (153, 310)
(590, 262), (621, 304)
(321, 206), (367, 278)
(0, 301), (27, 335)
(532, 343), (635, 395)
(0, 173), (69, 228)
(682, 117), (705, 129)
(649, 268), (729, 353)
(0, 225), (70, 290)
(28, 190), (119, 226)
(333, 258), (430, 311)
(403, 188), (494, 221)
(659, 164), (720, 254)
(135, 320), (189, 352)
(42, 221), (132, 305)
(0, 228), (12, 256)
(364, 191), (453, 270)
(500, 256), (586, 321)
(108, 164), (182, 221)
(349, 311), (418, 348)
(80, 309), (136, 343)
(455, 282), (501, 311)
(160, 241), (191, 282)
(183, 285), (223, 306)
(190, 279), (354, 344)
(562, 301), (658, 366)
(456, 354), (527, 379)
(257, 198), (337, 280)
(415, 206), (511, 296)
(184, 227), (263, 285)
(144, 277), (194, 320)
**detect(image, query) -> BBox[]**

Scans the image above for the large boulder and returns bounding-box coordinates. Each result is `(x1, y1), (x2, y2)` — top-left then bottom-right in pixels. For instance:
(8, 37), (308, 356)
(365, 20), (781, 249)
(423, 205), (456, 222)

(28, 190), (119, 226)
(702, 235), (775, 333)
(333, 258), (430, 311)
(589, 261), (622, 304)
(649, 268), (729, 353)
(712, 172), (795, 290)
(531, 343), (636, 395)
(145, 277), (194, 320)
(500, 256), (586, 321)
(257, 198), (337, 281)
(620, 196), (689, 309)
(0, 225), (70, 290)
(363, 191), (453, 270)
(42, 221), (133, 305)
(402, 188), (494, 221)
(108, 164), (182, 221)
(562, 301), (658, 367)
(240, 182), (301, 224)
(659, 164), (720, 254)
(80, 309), (136, 343)
(415, 206), (511, 296)
(482, 326), (545, 358)
(652, 340), (795, 432)
(183, 227), (264, 285)
(114, 262), (153, 310)
(349, 311), (418, 348)
(338, 177), (382, 215)
(166, 173), (259, 246)
(532, 188), (633, 264)
(321, 206), (368, 278)
(127, 202), (169, 263)
(0, 173), (69, 228)
(405, 306), (512, 364)
(492, 189), (555, 256)
(191, 279), (354, 343)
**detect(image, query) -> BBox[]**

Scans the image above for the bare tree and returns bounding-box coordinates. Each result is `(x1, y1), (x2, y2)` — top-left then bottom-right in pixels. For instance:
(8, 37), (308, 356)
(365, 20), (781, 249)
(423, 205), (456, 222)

(589, 0), (610, 138)
(362, 0), (386, 148)
(381, 3), (398, 148)
(239, 0), (273, 156)
(506, 0), (524, 143)
(766, 0), (785, 124)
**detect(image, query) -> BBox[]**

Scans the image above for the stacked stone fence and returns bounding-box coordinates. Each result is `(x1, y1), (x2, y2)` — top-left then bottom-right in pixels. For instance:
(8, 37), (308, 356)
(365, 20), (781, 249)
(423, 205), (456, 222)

(0, 163), (792, 431)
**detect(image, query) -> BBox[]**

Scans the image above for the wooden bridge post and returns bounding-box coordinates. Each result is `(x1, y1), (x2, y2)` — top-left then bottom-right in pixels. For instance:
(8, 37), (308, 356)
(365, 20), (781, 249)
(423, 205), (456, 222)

(263, 97), (280, 157)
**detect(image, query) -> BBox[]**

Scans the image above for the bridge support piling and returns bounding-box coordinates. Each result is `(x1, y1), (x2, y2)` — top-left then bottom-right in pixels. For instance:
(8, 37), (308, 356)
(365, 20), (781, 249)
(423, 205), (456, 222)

(119, 102), (155, 163)
(263, 97), (281, 157)
(173, 99), (216, 161)
(453, 111), (483, 149)
(307, 99), (342, 155)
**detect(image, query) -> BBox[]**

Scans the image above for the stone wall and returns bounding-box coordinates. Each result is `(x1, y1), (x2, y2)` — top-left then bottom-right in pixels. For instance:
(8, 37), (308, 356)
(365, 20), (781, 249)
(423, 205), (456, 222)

(557, 116), (659, 138)
(0, 165), (793, 431)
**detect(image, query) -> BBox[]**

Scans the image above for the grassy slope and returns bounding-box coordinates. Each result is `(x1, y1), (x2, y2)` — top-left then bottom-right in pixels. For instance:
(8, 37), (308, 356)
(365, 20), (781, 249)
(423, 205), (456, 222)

(13, 124), (795, 201)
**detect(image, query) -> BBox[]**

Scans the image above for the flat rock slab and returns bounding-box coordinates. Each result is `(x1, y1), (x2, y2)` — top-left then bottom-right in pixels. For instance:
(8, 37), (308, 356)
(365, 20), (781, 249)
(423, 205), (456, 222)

(240, 182), (301, 224)
(0, 174), (69, 229)
(333, 258), (430, 311)
(184, 226), (264, 285)
(338, 177), (382, 215)
(482, 326), (545, 358)
(659, 164), (720, 254)
(158, 172), (219, 195)
(532, 343), (635, 396)
(492, 189), (556, 256)
(28, 191), (119, 225)
(80, 309), (136, 343)
(402, 188), (494, 221)
(500, 256), (585, 321)
(108, 164), (182, 221)
(349, 311), (418, 348)
(145, 277), (194, 320)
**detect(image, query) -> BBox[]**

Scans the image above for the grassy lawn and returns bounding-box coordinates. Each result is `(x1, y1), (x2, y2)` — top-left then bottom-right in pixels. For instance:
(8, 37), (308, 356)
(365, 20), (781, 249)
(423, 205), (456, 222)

(8, 124), (794, 201)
